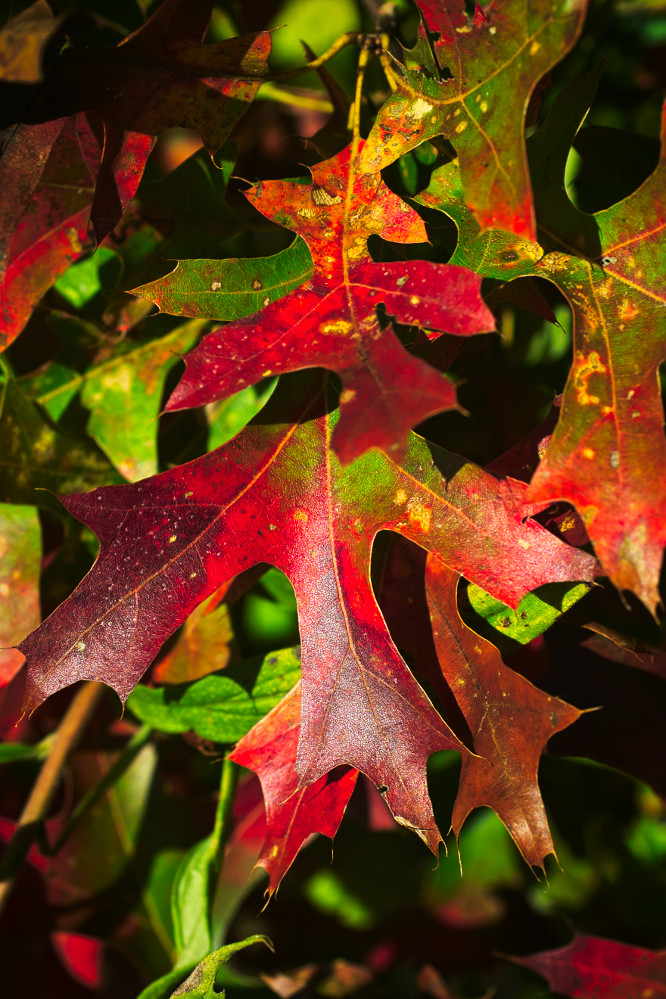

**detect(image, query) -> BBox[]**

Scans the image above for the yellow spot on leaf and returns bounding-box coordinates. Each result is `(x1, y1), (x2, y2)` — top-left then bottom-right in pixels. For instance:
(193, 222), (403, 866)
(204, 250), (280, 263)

(530, 40), (541, 55)
(346, 236), (366, 262)
(409, 98), (434, 118)
(582, 447), (596, 460)
(339, 389), (356, 404)
(66, 228), (82, 253)
(406, 497), (431, 531)
(321, 319), (353, 335)
(294, 509), (308, 522)
(101, 366), (132, 392)
(169, 535), (177, 543)
(618, 297), (639, 322)
(394, 489), (407, 504)
(518, 538), (530, 550)
(574, 351), (606, 406)
(455, 120), (468, 134)
(559, 513), (577, 532)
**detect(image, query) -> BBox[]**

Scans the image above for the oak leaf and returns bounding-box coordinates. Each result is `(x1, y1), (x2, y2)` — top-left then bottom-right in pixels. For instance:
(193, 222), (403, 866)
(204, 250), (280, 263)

(230, 683), (359, 895)
(424, 557), (580, 870)
(163, 143), (494, 463)
(524, 79), (666, 612)
(376, 536), (581, 870)
(18, 372), (596, 846)
(0, 116), (99, 351)
(513, 934), (666, 998)
(361, 0), (587, 239)
(416, 75), (666, 612)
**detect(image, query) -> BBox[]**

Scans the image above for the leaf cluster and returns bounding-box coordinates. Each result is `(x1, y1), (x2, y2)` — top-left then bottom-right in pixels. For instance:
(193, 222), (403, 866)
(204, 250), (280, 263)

(1, 1), (666, 997)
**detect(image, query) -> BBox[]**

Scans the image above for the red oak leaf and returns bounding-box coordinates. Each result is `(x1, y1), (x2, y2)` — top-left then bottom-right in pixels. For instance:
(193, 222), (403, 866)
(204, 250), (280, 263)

(513, 934), (666, 997)
(164, 143), (494, 463)
(376, 536), (581, 869)
(424, 557), (581, 870)
(230, 683), (359, 895)
(414, 68), (666, 611)
(0, 115), (101, 351)
(361, 0), (587, 239)
(1, 0), (270, 242)
(525, 80), (666, 612)
(19, 372), (596, 845)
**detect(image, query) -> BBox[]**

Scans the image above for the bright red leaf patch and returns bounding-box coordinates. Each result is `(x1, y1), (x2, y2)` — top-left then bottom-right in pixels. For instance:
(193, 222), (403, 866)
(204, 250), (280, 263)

(164, 143), (494, 462)
(19, 371), (596, 848)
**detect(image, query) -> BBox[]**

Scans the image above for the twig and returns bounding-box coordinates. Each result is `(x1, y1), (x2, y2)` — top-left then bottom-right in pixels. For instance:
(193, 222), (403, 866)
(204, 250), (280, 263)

(47, 722), (153, 856)
(0, 680), (105, 916)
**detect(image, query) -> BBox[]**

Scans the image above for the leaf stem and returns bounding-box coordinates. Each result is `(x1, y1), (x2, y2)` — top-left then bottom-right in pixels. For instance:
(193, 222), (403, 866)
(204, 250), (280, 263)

(270, 31), (360, 80)
(0, 680), (105, 916)
(256, 82), (334, 113)
(207, 756), (240, 906)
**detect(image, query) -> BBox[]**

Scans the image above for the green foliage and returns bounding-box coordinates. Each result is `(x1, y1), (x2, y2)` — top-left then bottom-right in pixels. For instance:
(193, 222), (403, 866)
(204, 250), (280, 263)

(127, 648), (302, 742)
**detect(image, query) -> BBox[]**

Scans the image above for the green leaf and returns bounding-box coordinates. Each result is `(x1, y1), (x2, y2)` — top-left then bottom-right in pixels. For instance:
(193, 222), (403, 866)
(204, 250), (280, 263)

(172, 836), (214, 966)
(0, 742), (42, 763)
(0, 374), (121, 507)
(467, 581), (590, 644)
(80, 320), (207, 480)
(207, 380), (276, 451)
(22, 319), (207, 481)
(416, 159), (545, 278)
(0, 502), (41, 684)
(130, 237), (313, 322)
(54, 246), (119, 309)
(137, 964), (198, 999)
(168, 935), (273, 998)
(127, 647), (301, 742)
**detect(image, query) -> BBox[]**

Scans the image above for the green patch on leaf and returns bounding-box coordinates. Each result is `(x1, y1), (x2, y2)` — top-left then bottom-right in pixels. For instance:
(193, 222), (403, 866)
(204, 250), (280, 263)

(131, 238), (313, 322)
(467, 581), (590, 644)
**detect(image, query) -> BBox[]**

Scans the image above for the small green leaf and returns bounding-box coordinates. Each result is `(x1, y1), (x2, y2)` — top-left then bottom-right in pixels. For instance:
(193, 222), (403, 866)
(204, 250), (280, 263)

(131, 238), (313, 322)
(0, 502), (41, 684)
(20, 318), (206, 481)
(207, 380), (276, 452)
(467, 581), (590, 644)
(169, 935), (273, 998)
(54, 247), (119, 309)
(127, 647), (301, 742)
